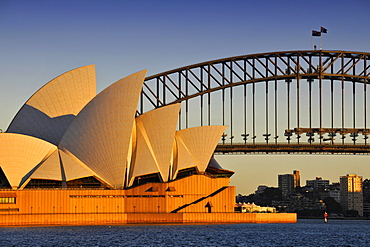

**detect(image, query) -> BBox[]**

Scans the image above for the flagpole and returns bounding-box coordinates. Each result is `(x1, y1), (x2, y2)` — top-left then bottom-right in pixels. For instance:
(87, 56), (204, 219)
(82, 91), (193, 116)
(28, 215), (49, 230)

(311, 36), (313, 50)
(320, 27), (327, 50)
(320, 35), (322, 50)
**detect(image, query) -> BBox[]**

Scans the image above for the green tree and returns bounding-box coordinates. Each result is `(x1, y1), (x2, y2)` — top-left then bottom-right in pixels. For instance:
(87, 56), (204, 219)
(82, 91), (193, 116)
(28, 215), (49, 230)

(257, 187), (282, 206)
(323, 197), (343, 214)
(345, 210), (359, 217)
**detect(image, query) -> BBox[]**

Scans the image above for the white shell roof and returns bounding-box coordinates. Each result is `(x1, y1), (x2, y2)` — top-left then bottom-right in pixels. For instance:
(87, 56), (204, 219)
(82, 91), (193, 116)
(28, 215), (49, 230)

(26, 150), (62, 181)
(6, 65), (96, 145)
(129, 103), (181, 185)
(0, 133), (57, 189)
(174, 125), (226, 177)
(59, 70), (147, 189)
(59, 149), (97, 182)
(1, 66), (227, 190)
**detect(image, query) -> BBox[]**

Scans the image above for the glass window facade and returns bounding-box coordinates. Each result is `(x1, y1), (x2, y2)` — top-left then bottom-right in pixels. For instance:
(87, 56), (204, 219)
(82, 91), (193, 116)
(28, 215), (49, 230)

(0, 197), (16, 204)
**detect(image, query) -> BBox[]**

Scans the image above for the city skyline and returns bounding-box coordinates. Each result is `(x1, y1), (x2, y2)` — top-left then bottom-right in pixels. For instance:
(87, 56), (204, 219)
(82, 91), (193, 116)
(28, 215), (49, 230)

(219, 155), (370, 195)
(1, 0), (370, 194)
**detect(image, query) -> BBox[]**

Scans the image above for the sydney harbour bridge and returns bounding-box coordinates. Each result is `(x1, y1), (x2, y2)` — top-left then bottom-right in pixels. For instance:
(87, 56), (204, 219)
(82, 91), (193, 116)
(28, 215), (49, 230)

(139, 50), (370, 154)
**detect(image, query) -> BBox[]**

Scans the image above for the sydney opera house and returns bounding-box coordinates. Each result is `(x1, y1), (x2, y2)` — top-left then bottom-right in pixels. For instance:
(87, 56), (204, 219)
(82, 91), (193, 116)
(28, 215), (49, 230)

(0, 66), (295, 225)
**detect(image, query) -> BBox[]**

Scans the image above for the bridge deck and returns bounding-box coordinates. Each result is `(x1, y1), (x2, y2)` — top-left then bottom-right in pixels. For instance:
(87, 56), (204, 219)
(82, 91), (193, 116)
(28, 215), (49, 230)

(215, 143), (370, 154)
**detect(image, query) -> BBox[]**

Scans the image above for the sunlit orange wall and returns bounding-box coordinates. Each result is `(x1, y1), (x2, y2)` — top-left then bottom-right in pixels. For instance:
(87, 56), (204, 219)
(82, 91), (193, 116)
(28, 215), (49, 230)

(0, 175), (234, 222)
(0, 175), (296, 226)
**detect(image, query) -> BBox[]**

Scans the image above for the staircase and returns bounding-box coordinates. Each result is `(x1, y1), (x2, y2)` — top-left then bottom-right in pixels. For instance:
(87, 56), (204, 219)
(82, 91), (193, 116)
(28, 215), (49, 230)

(171, 186), (228, 213)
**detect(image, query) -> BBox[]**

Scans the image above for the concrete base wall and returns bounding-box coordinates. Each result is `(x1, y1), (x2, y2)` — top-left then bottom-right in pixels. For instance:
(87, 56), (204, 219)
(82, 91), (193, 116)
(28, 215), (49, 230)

(0, 175), (297, 226)
(0, 212), (296, 226)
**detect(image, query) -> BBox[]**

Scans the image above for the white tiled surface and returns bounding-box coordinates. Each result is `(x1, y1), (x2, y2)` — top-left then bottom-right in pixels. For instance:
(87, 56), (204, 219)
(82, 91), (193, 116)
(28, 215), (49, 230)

(28, 149), (62, 181)
(59, 149), (96, 181)
(0, 133), (56, 188)
(130, 104), (181, 184)
(175, 126), (226, 174)
(59, 70), (147, 188)
(7, 65), (96, 145)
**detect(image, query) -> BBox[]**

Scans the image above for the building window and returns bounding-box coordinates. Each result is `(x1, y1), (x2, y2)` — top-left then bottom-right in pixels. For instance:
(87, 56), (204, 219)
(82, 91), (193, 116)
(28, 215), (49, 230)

(0, 197), (16, 204)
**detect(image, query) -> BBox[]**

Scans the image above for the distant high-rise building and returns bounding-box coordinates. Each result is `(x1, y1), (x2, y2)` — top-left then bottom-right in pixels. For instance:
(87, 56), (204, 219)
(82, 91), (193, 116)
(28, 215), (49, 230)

(293, 170), (300, 188)
(306, 177), (330, 190)
(328, 189), (341, 203)
(363, 179), (370, 217)
(279, 174), (294, 198)
(278, 170), (299, 198)
(327, 182), (341, 203)
(340, 174), (363, 216)
(363, 179), (370, 202)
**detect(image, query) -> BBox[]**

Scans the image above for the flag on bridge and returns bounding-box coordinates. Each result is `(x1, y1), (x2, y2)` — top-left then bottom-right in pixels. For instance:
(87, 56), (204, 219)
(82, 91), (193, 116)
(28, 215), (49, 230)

(321, 27), (328, 33)
(312, 30), (321, 36)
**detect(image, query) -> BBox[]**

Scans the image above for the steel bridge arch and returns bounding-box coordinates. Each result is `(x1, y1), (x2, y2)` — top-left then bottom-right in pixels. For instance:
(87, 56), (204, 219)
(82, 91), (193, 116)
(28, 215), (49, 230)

(140, 50), (370, 154)
(141, 50), (370, 110)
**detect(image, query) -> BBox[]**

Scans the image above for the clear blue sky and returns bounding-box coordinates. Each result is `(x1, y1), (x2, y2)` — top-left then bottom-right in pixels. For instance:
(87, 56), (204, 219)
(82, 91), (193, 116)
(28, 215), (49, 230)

(1, 0), (370, 194)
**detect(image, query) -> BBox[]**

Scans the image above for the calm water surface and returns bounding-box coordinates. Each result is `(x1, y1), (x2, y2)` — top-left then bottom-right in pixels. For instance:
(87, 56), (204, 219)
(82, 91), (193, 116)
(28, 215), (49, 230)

(0, 219), (369, 246)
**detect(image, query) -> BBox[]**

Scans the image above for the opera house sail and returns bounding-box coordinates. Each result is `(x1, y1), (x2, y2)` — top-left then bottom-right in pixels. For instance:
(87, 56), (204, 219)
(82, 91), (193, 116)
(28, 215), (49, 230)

(0, 66), (296, 225)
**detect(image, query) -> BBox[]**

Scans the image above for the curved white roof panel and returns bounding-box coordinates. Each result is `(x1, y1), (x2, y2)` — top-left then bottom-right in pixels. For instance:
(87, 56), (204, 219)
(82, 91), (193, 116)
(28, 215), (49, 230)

(174, 125), (226, 175)
(173, 134), (197, 178)
(0, 133), (57, 189)
(26, 150), (62, 180)
(59, 149), (98, 182)
(1, 66), (227, 190)
(59, 70), (147, 189)
(130, 104), (181, 184)
(18, 149), (62, 189)
(7, 65), (96, 145)
(129, 119), (158, 186)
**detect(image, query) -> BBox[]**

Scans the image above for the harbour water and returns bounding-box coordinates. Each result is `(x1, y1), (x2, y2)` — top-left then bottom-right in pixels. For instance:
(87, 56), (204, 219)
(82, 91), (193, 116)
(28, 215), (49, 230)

(0, 219), (369, 246)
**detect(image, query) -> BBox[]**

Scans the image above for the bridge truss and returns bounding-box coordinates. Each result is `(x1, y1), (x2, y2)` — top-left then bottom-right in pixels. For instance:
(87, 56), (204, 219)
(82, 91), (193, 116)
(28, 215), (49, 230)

(139, 50), (370, 154)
